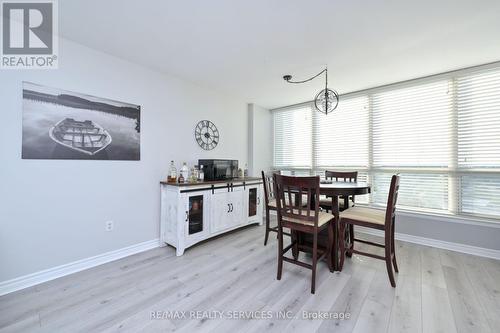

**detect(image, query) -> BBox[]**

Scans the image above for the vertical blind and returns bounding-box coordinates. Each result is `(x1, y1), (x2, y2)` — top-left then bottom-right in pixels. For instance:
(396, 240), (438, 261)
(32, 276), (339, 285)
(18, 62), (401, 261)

(273, 63), (500, 221)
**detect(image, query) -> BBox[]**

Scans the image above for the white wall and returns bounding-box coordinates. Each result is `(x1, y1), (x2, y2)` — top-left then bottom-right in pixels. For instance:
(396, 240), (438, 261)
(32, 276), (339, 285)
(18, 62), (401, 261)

(248, 103), (272, 177)
(394, 213), (500, 251)
(0, 38), (249, 282)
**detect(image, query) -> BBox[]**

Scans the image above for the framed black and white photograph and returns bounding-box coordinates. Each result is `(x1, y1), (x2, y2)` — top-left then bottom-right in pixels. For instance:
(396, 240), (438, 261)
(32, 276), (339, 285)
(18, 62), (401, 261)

(22, 82), (141, 160)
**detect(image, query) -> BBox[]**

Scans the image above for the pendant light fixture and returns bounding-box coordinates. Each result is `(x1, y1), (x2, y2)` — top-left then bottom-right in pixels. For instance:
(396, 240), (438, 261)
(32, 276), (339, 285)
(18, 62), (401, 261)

(283, 67), (339, 115)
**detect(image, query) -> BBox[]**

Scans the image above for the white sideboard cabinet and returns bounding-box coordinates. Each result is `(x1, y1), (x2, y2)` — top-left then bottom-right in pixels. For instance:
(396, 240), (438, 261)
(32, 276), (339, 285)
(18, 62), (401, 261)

(160, 178), (263, 256)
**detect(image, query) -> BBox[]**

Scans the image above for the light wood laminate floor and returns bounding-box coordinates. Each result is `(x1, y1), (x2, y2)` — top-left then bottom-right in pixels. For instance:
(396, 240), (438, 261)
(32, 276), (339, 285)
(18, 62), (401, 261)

(1, 219), (499, 333)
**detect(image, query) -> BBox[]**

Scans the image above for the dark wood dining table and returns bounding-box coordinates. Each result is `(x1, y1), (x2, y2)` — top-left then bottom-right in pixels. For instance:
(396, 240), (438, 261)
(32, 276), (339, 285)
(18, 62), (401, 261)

(296, 181), (371, 271)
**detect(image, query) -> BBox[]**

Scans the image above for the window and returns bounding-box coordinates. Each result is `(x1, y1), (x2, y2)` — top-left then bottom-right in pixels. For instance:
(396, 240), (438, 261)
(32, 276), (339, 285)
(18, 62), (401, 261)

(313, 95), (370, 204)
(371, 81), (451, 168)
(371, 80), (452, 212)
(457, 68), (500, 218)
(313, 95), (369, 169)
(272, 63), (500, 221)
(460, 175), (500, 217)
(371, 173), (449, 211)
(273, 106), (312, 169)
(457, 69), (500, 169)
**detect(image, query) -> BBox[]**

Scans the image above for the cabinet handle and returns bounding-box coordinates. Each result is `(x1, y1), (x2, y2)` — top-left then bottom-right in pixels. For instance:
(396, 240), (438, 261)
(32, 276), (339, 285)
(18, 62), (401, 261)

(227, 204), (231, 213)
(257, 197), (260, 205)
(231, 203), (234, 212)
(185, 211), (189, 221)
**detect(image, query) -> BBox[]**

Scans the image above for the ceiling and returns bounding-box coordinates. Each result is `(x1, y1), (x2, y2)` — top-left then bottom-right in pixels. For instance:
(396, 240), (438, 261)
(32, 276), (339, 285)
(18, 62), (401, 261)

(59, 0), (500, 109)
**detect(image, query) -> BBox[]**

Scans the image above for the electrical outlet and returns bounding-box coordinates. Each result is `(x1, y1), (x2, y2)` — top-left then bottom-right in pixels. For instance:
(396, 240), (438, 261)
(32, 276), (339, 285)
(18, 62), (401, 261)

(105, 220), (114, 232)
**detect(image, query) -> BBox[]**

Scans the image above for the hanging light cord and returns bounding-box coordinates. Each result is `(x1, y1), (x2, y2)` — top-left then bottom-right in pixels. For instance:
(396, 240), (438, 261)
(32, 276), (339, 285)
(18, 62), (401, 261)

(283, 68), (327, 84)
(283, 67), (338, 114)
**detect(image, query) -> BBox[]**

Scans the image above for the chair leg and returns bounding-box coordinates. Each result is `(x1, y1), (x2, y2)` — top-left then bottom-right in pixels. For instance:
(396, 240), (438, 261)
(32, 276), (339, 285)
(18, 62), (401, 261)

(311, 232), (318, 294)
(339, 222), (346, 271)
(385, 233), (396, 287)
(292, 230), (299, 260)
(346, 224), (354, 258)
(327, 222), (334, 272)
(277, 225), (284, 281)
(391, 222), (399, 273)
(264, 208), (270, 246)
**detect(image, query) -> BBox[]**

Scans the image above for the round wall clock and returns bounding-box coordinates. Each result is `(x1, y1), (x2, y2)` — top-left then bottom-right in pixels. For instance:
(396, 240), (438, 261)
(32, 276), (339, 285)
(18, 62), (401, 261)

(194, 120), (219, 150)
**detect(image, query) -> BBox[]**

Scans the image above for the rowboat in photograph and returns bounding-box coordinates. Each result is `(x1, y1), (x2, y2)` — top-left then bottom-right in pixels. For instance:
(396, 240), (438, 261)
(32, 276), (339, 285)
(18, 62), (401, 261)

(48, 118), (112, 155)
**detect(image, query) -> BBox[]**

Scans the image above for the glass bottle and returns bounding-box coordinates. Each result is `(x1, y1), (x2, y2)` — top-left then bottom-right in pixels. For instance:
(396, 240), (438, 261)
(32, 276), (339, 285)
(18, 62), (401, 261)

(180, 162), (189, 183)
(167, 160), (177, 183)
(244, 163), (248, 177)
(198, 165), (205, 182)
(178, 172), (184, 183)
(189, 167), (196, 183)
(192, 165), (199, 182)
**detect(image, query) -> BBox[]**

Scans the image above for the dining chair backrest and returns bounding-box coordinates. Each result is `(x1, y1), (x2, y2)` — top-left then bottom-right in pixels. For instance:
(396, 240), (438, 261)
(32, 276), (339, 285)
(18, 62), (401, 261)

(325, 170), (358, 182)
(384, 174), (401, 228)
(261, 170), (281, 207)
(273, 174), (321, 228)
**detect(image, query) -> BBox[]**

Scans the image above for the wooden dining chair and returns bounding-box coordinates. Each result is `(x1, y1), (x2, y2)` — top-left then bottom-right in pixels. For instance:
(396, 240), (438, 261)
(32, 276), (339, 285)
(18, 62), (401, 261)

(338, 175), (400, 287)
(319, 170), (358, 212)
(320, 170), (358, 257)
(262, 170), (280, 246)
(273, 174), (335, 294)
(262, 170), (308, 245)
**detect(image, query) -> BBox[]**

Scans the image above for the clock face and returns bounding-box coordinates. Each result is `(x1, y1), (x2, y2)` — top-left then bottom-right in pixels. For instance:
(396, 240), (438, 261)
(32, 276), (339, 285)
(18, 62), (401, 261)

(195, 120), (219, 150)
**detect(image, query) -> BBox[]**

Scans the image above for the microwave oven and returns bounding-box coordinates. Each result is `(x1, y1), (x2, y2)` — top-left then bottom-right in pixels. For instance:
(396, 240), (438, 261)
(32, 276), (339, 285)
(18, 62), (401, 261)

(198, 159), (238, 181)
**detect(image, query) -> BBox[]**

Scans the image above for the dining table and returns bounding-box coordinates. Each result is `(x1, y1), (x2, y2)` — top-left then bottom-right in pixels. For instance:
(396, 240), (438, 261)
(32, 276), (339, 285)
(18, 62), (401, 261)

(295, 180), (371, 271)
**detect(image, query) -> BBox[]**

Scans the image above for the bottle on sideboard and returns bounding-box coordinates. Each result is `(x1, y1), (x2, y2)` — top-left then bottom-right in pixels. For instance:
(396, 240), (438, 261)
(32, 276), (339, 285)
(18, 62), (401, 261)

(244, 163), (248, 177)
(189, 166), (197, 183)
(167, 160), (177, 183)
(180, 162), (189, 183)
(198, 165), (205, 182)
(193, 165), (199, 182)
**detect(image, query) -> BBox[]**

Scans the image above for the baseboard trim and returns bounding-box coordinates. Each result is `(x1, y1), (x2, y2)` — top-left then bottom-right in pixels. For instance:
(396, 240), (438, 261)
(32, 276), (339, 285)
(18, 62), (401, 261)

(0, 239), (160, 297)
(355, 227), (500, 260)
